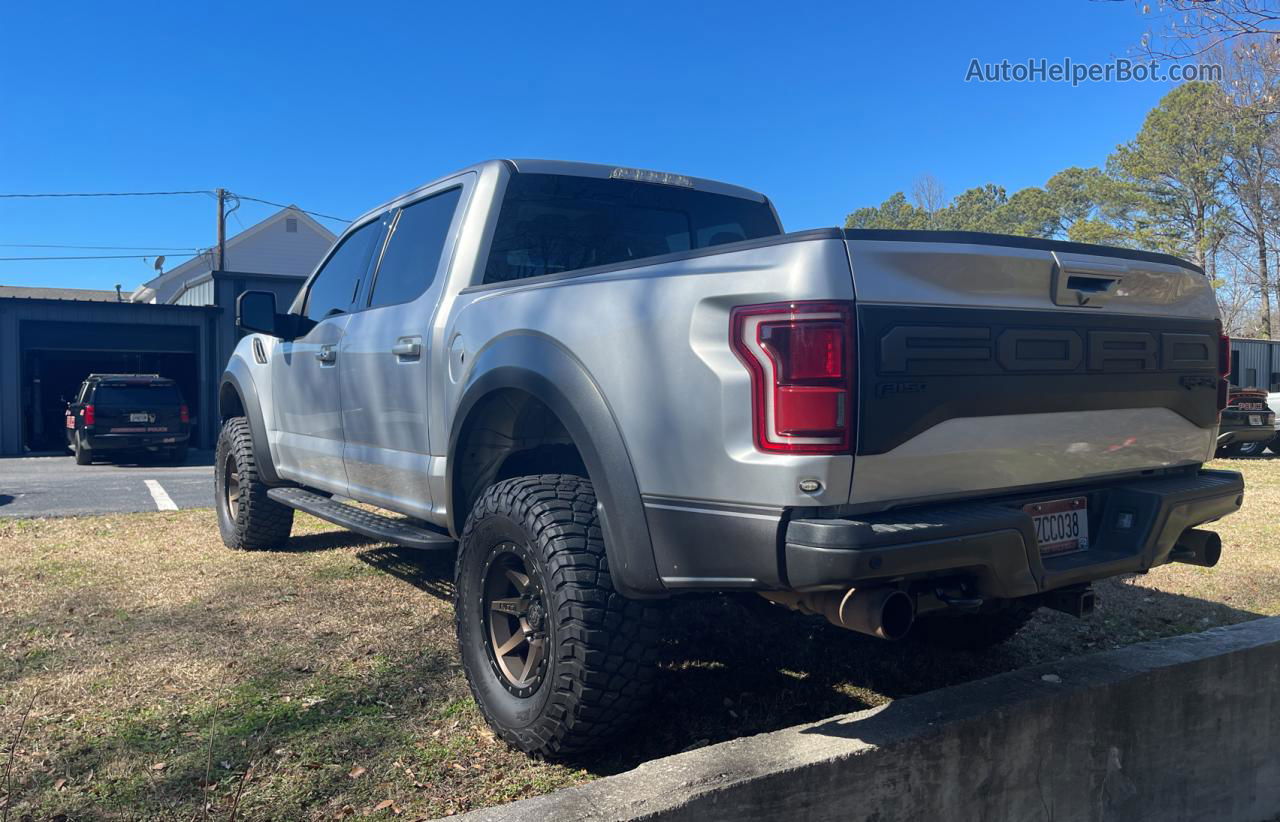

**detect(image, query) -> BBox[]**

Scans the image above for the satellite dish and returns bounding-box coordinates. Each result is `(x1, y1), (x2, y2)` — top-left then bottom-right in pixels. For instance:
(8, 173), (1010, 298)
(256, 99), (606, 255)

(154, 256), (166, 272)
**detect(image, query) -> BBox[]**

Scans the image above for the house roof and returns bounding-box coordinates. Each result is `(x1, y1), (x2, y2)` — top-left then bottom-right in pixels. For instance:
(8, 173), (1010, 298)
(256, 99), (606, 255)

(131, 206), (337, 301)
(0, 284), (122, 302)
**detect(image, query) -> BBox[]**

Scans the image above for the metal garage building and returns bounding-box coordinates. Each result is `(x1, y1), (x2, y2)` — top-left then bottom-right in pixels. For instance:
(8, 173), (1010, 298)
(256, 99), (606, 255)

(0, 271), (306, 455)
(1230, 338), (1280, 392)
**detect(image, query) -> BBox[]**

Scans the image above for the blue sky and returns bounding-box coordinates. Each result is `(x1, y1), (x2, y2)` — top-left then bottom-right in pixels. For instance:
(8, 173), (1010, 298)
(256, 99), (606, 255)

(0, 0), (1190, 290)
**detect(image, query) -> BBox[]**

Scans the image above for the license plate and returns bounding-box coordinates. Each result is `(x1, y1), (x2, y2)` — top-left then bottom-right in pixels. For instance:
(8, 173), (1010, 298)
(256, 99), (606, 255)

(129, 413), (149, 422)
(162, 437), (176, 443)
(1024, 497), (1089, 556)
(1250, 414), (1263, 426)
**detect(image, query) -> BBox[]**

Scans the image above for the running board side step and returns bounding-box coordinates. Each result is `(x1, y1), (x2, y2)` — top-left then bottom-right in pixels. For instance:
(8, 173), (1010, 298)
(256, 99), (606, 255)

(267, 487), (456, 551)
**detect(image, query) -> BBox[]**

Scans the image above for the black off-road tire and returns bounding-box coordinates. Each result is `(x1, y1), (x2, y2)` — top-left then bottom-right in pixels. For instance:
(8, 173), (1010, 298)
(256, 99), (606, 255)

(215, 416), (293, 550)
(910, 602), (1039, 651)
(73, 433), (92, 465)
(455, 474), (662, 756)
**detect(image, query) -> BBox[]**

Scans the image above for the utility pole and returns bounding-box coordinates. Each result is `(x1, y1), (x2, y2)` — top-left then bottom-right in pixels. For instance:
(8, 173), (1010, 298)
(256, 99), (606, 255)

(216, 187), (226, 272)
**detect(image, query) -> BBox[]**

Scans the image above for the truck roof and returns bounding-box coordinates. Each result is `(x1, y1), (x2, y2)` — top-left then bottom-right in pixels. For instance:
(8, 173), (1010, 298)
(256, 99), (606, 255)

(348, 159), (771, 227)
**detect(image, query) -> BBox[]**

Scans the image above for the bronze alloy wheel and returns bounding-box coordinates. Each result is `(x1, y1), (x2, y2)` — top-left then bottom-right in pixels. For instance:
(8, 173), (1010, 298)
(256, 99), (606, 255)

(481, 542), (550, 697)
(222, 456), (242, 521)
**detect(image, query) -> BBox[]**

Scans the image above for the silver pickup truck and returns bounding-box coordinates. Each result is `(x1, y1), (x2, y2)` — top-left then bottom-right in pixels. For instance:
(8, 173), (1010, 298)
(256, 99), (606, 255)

(217, 159), (1244, 755)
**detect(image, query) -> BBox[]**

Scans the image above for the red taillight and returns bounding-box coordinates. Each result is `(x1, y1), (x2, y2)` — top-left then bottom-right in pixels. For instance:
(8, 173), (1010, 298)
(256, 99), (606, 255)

(731, 301), (855, 453)
(1218, 327), (1231, 417)
(179, 404), (190, 423)
(83, 404), (95, 426)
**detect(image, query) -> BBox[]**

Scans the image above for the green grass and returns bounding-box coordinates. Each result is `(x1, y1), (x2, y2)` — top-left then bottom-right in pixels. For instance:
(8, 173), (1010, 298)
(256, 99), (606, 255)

(1, 456), (1278, 818)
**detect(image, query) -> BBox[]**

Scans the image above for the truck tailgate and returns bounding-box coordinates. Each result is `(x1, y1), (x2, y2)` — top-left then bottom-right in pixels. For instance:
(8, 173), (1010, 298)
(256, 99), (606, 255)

(845, 231), (1222, 510)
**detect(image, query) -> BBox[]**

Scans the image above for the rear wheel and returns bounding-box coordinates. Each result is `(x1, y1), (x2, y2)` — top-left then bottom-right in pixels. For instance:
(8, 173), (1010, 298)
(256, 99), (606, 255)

(73, 433), (92, 465)
(911, 602), (1039, 651)
(215, 417), (293, 550)
(455, 474), (662, 756)
(1233, 440), (1268, 457)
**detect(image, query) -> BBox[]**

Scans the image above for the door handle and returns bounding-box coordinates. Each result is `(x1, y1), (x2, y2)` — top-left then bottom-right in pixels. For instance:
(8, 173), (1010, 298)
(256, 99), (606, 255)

(392, 337), (422, 360)
(316, 344), (337, 363)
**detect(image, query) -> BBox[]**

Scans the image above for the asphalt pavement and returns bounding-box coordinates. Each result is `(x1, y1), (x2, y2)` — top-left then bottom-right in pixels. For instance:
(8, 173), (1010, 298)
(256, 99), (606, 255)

(0, 451), (215, 517)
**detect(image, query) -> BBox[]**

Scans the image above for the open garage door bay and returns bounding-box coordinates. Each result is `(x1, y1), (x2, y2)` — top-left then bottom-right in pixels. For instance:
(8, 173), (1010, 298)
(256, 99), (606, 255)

(0, 299), (218, 455)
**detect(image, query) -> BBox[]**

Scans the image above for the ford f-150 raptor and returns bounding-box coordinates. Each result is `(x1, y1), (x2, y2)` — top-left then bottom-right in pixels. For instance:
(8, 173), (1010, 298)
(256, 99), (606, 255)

(216, 159), (1244, 755)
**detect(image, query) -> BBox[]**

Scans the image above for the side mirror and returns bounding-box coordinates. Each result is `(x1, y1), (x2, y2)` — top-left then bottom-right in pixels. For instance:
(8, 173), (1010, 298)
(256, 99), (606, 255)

(237, 291), (282, 337)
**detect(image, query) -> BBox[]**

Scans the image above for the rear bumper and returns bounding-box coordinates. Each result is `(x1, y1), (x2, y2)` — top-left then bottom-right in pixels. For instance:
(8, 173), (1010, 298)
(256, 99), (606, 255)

(1217, 424), (1275, 447)
(783, 469), (1243, 598)
(84, 432), (189, 451)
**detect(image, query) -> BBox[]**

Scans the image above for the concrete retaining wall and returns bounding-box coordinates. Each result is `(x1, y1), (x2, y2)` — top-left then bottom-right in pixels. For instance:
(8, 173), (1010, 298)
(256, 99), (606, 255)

(450, 617), (1280, 822)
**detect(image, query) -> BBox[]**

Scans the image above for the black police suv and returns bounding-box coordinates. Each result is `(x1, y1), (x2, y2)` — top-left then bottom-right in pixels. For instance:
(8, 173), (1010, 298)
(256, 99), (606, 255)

(65, 374), (190, 465)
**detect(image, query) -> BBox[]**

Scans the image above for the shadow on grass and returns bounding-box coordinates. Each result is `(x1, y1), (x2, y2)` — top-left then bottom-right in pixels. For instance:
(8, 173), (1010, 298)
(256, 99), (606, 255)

(1216, 450), (1278, 461)
(356, 546), (456, 602)
(557, 581), (1264, 775)
(272, 529), (383, 554)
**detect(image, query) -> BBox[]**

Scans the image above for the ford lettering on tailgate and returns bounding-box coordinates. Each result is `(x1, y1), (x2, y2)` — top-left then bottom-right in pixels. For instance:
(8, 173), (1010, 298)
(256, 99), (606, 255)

(879, 326), (1217, 374)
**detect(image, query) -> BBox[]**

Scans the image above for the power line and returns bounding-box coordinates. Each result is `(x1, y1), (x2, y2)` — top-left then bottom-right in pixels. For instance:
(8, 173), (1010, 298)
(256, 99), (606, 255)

(0, 243), (201, 251)
(0, 190), (213, 199)
(0, 188), (350, 223)
(231, 193), (351, 223)
(0, 254), (175, 261)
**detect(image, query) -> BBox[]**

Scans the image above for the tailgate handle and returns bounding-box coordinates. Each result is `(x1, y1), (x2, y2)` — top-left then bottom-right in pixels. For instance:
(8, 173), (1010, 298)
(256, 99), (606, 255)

(1066, 274), (1119, 294)
(1051, 259), (1126, 308)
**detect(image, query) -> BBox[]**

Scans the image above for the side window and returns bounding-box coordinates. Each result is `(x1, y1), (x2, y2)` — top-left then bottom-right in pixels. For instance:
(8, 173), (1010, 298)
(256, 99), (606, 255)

(303, 219), (383, 322)
(367, 187), (462, 309)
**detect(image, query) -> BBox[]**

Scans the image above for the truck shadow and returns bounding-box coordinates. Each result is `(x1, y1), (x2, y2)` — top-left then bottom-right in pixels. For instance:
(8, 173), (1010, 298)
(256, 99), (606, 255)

(356, 544), (457, 601)
(573, 581), (1264, 775)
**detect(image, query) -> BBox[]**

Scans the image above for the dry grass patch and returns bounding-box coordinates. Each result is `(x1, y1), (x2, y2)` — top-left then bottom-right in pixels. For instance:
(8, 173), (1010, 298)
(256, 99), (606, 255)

(1, 457), (1277, 818)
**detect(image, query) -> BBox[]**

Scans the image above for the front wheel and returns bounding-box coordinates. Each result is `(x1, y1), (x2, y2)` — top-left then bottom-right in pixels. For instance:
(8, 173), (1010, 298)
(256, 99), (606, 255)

(215, 417), (293, 550)
(455, 475), (662, 756)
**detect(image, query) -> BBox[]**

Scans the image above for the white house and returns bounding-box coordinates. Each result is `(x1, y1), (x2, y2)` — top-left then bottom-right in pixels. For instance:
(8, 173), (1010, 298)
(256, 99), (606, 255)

(131, 206), (336, 305)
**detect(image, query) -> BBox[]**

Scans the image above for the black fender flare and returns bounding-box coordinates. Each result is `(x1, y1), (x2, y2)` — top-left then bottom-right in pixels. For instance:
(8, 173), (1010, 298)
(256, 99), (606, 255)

(219, 361), (283, 486)
(447, 333), (665, 598)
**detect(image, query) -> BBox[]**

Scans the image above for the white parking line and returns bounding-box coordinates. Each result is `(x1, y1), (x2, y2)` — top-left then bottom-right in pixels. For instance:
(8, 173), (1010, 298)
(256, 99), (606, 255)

(144, 479), (178, 511)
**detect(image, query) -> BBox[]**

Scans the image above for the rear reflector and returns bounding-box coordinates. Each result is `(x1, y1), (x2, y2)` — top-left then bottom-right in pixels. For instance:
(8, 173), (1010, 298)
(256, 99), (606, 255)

(1218, 326), (1231, 417)
(731, 301), (855, 454)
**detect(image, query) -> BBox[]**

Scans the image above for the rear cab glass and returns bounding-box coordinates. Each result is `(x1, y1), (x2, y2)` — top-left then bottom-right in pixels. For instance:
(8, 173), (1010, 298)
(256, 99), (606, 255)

(94, 383), (183, 407)
(482, 173), (781, 284)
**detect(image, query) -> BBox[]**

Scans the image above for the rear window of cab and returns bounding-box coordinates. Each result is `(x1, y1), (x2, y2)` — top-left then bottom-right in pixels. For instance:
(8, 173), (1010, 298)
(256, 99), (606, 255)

(483, 173), (781, 284)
